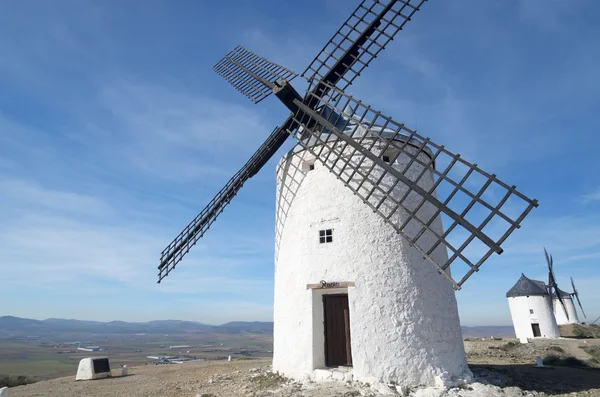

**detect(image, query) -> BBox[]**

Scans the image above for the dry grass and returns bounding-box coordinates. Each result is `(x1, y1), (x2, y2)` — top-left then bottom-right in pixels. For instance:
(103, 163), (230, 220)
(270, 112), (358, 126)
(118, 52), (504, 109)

(548, 345), (565, 353)
(560, 324), (600, 339)
(250, 371), (288, 390)
(543, 355), (591, 368)
(574, 324), (600, 338)
(488, 341), (519, 351)
(583, 346), (600, 361)
(0, 374), (38, 388)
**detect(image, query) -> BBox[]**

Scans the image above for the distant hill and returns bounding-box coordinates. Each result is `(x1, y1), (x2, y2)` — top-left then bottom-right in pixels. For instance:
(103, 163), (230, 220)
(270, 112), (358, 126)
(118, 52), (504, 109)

(0, 316), (266, 336)
(0, 316), (511, 338)
(220, 321), (274, 333)
(461, 325), (515, 338)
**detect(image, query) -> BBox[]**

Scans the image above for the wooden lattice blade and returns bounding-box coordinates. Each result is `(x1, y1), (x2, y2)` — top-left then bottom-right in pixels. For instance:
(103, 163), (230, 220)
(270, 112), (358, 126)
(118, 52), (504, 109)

(213, 45), (298, 104)
(285, 84), (538, 289)
(571, 277), (586, 318)
(303, 0), (426, 101)
(575, 293), (587, 318)
(158, 123), (292, 282)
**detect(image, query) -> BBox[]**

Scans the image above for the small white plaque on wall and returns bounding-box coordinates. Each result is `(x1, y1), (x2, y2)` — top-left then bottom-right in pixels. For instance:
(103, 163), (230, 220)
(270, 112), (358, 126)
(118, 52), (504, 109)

(306, 280), (355, 290)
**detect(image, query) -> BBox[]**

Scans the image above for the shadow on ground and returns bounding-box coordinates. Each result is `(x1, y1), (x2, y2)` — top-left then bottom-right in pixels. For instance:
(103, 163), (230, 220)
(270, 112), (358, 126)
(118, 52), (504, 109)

(471, 364), (600, 395)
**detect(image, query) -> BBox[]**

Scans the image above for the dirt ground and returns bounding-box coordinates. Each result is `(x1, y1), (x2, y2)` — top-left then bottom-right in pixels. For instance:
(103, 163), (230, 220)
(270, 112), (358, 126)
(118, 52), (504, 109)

(465, 338), (600, 396)
(8, 338), (600, 397)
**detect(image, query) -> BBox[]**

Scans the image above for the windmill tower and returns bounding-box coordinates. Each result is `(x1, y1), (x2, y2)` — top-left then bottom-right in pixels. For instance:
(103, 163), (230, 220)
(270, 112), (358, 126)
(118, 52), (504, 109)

(155, 0), (538, 388)
(273, 120), (469, 385)
(506, 273), (560, 342)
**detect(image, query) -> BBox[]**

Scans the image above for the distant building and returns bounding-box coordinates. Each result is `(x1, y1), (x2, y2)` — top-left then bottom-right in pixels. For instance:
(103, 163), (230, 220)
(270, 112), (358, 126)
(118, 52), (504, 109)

(77, 346), (102, 352)
(506, 274), (560, 342)
(169, 345), (190, 350)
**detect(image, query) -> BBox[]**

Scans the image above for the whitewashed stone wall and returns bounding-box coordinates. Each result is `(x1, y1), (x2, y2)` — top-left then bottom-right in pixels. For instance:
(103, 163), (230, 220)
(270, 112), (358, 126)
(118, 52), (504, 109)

(507, 296), (559, 340)
(273, 138), (471, 388)
(553, 297), (579, 325)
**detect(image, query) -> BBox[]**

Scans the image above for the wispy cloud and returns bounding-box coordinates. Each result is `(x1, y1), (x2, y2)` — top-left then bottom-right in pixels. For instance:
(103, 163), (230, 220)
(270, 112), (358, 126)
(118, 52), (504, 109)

(0, 76), (278, 322)
(579, 187), (600, 204)
(67, 79), (274, 184)
(499, 214), (600, 257)
(517, 0), (582, 31)
(0, 188), (275, 322)
(0, 177), (112, 216)
(557, 251), (600, 265)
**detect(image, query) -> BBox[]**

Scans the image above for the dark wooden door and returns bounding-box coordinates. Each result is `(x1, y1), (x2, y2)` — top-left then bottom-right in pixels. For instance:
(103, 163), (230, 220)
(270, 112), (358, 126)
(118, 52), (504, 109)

(323, 294), (352, 367)
(531, 323), (541, 337)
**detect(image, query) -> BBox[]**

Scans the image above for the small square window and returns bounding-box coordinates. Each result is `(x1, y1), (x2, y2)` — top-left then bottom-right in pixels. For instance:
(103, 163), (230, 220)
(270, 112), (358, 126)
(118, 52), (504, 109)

(382, 155), (391, 163)
(529, 309), (534, 314)
(303, 160), (316, 172)
(319, 229), (333, 244)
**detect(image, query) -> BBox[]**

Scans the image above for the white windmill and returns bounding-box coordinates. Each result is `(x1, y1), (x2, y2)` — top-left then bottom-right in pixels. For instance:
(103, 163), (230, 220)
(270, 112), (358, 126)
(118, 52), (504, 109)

(506, 273), (560, 342)
(156, 0), (538, 389)
(506, 248), (588, 342)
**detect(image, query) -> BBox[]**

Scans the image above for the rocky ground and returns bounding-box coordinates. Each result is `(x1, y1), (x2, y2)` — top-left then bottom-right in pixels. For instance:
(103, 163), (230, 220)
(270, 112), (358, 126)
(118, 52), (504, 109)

(7, 338), (600, 397)
(464, 337), (598, 365)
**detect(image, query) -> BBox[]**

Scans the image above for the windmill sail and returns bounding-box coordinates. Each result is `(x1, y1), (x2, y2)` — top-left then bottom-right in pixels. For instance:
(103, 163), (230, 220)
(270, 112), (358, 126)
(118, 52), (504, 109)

(157, 1), (535, 284)
(213, 45), (298, 104)
(157, 2), (429, 282)
(544, 248), (569, 319)
(303, 0), (426, 99)
(571, 277), (586, 318)
(158, 123), (291, 282)
(283, 83), (538, 289)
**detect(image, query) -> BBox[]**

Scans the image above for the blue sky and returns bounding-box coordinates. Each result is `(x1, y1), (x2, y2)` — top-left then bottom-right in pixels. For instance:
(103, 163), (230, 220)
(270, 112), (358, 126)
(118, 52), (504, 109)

(1, 0), (599, 326)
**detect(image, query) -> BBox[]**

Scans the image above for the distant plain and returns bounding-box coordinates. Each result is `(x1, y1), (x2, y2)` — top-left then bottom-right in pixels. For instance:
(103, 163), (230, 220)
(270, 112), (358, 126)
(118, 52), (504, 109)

(0, 316), (274, 379)
(0, 316), (513, 380)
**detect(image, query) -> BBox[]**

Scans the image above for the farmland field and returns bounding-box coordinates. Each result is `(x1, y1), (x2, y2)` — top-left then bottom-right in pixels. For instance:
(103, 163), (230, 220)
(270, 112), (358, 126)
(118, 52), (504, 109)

(0, 316), (515, 382)
(0, 332), (273, 380)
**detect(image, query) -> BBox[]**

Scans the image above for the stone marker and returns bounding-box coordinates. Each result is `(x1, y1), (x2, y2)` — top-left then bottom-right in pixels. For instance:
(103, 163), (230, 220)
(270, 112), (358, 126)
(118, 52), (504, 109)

(121, 365), (128, 376)
(536, 356), (544, 368)
(76, 357), (112, 380)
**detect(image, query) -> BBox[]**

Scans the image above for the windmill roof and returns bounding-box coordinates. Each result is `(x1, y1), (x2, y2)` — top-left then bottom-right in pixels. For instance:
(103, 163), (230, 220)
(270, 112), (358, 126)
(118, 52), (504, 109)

(506, 273), (548, 297)
(287, 106), (434, 160)
(551, 287), (572, 298)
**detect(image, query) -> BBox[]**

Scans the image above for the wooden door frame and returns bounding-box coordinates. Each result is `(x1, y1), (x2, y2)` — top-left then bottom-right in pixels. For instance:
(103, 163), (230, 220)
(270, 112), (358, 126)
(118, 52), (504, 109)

(531, 323), (541, 337)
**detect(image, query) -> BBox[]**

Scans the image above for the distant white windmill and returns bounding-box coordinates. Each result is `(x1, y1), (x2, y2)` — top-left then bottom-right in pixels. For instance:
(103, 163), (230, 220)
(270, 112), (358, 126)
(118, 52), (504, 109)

(507, 248), (587, 342)
(506, 273), (560, 342)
